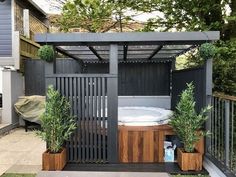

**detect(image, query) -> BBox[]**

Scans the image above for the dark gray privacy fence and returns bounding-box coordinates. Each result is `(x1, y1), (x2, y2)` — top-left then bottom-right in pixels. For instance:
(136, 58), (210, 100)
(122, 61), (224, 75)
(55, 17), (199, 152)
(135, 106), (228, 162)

(46, 73), (117, 163)
(171, 67), (205, 112)
(25, 59), (171, 96)
(84, 62), (171, 95)
(24, 59), (82, 95)
(207, 95), (236, 176)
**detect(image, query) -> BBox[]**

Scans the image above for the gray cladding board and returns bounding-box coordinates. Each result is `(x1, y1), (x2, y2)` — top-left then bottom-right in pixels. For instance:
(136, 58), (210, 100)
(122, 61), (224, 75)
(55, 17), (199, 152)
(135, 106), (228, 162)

(84, 62), (171, 96)
(24, 59), (82, 95)
(0, 0), (12, 57)
(171, 67), (205, 112)
(25, 59), (171, 96)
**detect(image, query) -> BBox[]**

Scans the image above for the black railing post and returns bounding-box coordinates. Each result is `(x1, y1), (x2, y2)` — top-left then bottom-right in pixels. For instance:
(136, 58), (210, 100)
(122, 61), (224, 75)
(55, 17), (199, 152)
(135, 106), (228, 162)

(107, 44), (118, 163)
(225, 100), (230, 167)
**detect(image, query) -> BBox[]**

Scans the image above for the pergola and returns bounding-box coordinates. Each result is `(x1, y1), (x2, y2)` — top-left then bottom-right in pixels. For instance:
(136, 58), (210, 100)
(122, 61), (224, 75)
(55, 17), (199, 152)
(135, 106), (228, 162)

(35, 31), (219, 63)
(34, 31), (220, 165)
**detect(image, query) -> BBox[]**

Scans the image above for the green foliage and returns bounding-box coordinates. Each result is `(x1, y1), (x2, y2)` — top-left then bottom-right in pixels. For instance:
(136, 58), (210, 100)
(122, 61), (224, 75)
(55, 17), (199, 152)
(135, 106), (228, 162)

(37, 85), (76, 153)
(170, 83), (211, 153)
(58, 0), (134, 32)
(199, 43), (216, 60)
(213, 40), (236, 95)
(37, 45), (54, 62)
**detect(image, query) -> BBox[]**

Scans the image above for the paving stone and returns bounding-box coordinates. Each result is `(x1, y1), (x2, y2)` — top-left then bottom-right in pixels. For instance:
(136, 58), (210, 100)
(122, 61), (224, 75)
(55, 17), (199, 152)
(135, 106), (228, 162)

(36, 171), (171, 177)
(6, 165), (41, 174)
(0, 164), (12, 176)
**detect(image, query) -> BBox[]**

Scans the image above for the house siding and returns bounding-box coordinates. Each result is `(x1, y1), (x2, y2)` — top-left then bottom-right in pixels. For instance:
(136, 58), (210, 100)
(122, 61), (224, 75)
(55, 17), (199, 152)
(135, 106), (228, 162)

(0, 0), (12, 57)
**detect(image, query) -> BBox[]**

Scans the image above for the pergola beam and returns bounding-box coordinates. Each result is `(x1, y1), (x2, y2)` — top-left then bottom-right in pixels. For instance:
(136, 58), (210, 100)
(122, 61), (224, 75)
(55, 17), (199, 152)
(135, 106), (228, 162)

(147, 45), (163, 60)
(123, 45), (128, 61)
(88, 46), (103, 60)
(35, 31), (220, 46)
(56, 46), (82, 62)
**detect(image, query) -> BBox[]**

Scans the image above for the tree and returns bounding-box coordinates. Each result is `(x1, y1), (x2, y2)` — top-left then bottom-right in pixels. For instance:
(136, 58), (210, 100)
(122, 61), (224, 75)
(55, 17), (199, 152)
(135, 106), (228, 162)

(131, 0), (236, 40)
(131, 0), (236, 95)
(54, 0), (143, 32)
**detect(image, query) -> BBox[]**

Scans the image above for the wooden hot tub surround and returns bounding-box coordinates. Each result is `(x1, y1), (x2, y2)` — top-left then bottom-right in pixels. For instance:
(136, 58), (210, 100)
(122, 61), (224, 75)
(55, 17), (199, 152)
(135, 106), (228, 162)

(118, 124), (204, 163)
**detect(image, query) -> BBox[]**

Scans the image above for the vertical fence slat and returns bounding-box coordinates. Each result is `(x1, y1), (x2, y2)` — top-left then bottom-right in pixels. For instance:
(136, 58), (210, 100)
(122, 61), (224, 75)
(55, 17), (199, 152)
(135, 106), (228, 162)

(77, 77), (81, 162)
(98, 78), (102, 161)
(94, 77), (98, 161)
(81, 77), (85, 162)
(73, 77), (78, 162)
(89, 77), (93, 162)
(85, 77), (89, 162)
(69, 77), (74, 162)
(102, 77), (106, 162)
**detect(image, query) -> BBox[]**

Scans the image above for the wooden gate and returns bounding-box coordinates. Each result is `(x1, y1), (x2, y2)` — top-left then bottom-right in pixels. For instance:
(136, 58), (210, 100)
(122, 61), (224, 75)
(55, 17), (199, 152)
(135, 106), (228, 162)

(47, 74), (118, 163)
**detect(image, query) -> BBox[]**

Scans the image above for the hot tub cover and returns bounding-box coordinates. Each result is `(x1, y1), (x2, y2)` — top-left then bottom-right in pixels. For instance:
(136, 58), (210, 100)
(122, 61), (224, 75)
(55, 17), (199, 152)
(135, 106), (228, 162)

(14, 96), (46, 124)
(118, 107), (173, 126)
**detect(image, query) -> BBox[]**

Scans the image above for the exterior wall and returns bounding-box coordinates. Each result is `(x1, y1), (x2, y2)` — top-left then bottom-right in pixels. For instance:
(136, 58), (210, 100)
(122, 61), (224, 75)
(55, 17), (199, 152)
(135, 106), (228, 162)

(0, 0), (12, 57)
(2, 69), (24, 124)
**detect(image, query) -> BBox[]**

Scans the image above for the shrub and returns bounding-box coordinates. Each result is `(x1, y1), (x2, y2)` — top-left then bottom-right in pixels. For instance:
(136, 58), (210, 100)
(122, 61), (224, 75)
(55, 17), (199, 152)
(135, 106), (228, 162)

(199, 43), (216, 60)
(37, 45), (54, 62)
(37, 85), (76, 153)
(170, 83), (211, 153)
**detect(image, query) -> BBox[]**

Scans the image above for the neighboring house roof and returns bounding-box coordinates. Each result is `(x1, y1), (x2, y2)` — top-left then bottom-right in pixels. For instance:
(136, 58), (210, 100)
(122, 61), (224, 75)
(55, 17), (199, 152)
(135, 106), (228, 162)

(27, 0), (47, 16)
(15, 0), (47, 19)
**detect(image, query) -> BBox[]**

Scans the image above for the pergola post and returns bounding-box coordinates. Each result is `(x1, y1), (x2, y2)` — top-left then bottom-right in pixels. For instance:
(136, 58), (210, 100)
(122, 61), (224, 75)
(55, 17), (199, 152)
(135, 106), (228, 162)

(204, 58), (212, 153)
(107, 44), (118, 163)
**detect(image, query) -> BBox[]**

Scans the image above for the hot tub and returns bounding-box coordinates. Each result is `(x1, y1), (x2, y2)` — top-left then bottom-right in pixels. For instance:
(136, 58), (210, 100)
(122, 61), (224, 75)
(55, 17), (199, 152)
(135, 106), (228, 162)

(118, 107), (173, 126)
(118, 107), (174, 163)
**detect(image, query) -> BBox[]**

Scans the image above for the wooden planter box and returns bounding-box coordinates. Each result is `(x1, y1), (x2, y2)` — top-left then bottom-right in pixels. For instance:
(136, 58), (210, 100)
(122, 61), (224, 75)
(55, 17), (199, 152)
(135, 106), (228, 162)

(177, 148), (202, 171)
(42, 148), (66, 171)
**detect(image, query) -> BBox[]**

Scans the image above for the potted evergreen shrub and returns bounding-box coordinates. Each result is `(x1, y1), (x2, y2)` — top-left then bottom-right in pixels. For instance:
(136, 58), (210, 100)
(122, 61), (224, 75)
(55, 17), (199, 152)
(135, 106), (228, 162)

(170, 83), (210, 171)
(37, 85), (76, 171)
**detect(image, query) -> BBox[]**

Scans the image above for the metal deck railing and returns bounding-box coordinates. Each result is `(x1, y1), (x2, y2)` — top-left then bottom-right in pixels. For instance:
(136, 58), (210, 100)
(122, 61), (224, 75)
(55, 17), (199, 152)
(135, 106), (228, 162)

(207, 93), (236, 176)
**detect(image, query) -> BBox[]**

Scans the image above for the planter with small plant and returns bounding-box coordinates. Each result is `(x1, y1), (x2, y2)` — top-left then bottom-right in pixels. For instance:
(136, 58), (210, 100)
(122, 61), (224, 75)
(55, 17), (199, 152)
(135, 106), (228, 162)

(170, 83), (210, 171)
(37, 45), (54, 62)
(37, 85), (76, 171)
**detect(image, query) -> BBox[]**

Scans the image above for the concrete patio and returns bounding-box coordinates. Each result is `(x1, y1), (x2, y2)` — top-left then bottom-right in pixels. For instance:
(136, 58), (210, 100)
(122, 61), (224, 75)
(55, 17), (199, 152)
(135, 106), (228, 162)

(0, 128), (46, 176)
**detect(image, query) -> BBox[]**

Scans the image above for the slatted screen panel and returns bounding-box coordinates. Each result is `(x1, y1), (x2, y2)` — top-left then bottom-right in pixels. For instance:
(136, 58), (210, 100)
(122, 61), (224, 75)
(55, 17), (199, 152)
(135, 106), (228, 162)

(55, 75), (109, 163)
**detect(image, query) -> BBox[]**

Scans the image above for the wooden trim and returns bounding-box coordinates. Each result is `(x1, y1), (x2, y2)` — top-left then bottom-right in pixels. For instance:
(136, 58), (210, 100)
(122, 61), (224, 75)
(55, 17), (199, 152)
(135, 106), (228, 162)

(213, 92), (236, 101)
(20, 35), (40, 48)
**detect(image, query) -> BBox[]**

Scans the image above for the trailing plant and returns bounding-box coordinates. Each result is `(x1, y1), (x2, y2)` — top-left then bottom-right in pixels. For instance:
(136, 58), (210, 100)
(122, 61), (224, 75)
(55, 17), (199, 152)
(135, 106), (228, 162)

(38, 45), (54, 62)
(37, 85), (76, 153)
(199, 43), (216, 60)
(170, 82), (211, 153)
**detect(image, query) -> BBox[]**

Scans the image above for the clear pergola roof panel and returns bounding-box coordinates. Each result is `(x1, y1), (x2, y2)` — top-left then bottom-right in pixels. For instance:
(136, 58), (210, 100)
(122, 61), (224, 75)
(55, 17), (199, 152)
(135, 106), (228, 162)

(58, 44), (195, 61)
